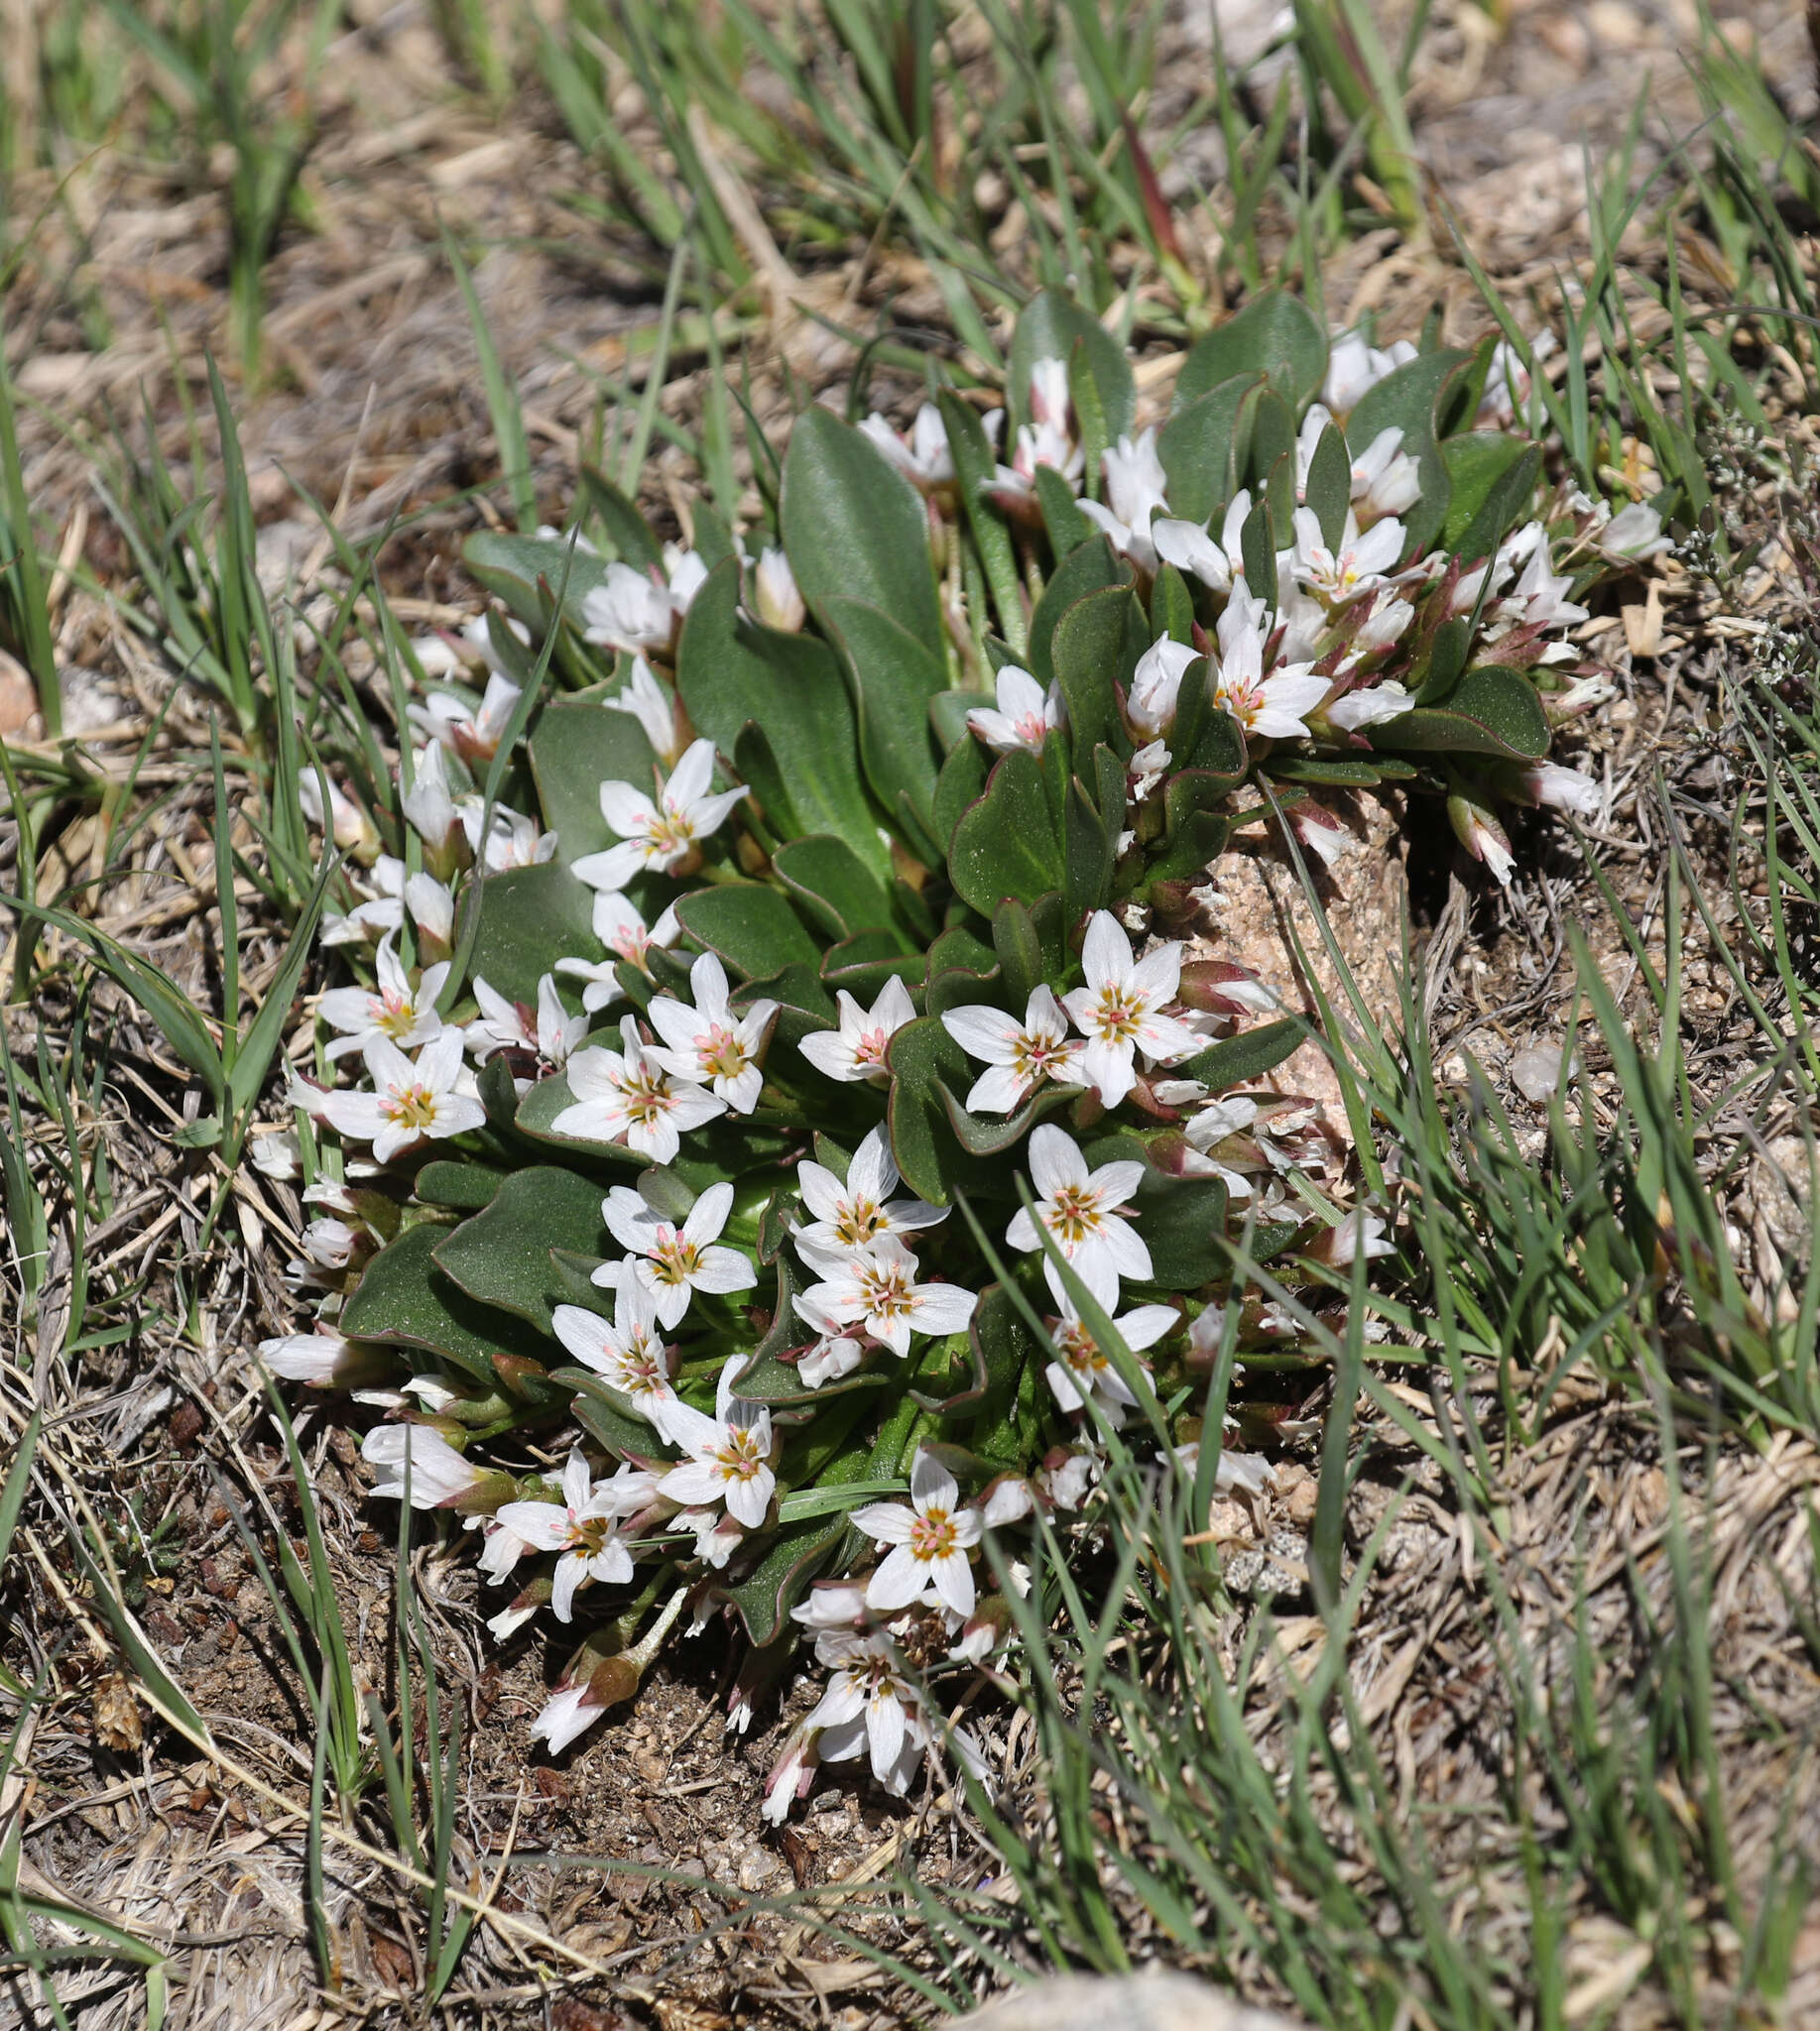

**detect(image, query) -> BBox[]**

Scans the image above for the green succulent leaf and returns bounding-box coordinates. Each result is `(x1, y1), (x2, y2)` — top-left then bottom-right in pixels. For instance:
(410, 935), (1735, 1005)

(675, 557), (887, 877)
(674, 884), (823, 979)
(577, 465), (664, 572)
(1372, 664), (1550, 762)
(1155, 371), (1261, 526)
(822, 597), (952, 848)
(339, 1223), (548, 1394)
(1176, 1017), (1306, 1091)
(1174, 292), (1327, 414)
(1049, 584), (1147, 759)
(774, 836), (901, 944)
(432, 1166), (608, 1337)
(713, 1512), (847, 1648)
(467, 863), (602, 1007)
(415, 1161), (507, 1211)
(886, 1015), (977, 1205)
(947, 747), (1065, 917)
(461, 531), (609, 635)
(530, 696), (658, 862)
(1028, 538), (1132, 681)
(1010, 289), (1136, 441)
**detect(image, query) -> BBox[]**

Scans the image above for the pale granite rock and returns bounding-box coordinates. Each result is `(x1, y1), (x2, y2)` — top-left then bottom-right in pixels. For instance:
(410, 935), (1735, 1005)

(960, 1971), (1309, 2031)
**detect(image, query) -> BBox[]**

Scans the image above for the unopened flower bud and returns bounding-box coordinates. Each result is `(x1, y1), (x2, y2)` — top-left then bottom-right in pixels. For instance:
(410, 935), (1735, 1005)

(1446, 793), (1515, 885)
(753, 547), (805, 632)
(299, 772), (380, 863)
(259, 1330), (396, 1390)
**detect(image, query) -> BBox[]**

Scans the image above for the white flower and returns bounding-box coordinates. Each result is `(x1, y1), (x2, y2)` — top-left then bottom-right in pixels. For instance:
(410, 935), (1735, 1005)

(752, 547), (806, 632)
(1324, 680), (1413, 731)
(1345, 598), (1414, 664)
(792, 1126), (948, 1263)
(1349, 425), (1422, 520)
(298, 1216), (358, 1271)
(671, 1504), (744, 1568)
(941, 985), (1084, 1116)
(656, 1360), (776, 1529)
(248, 1130), (301, 1180)
(1044, 1257), (1176, 1425)
(980, 1475), (1034, 1528)
(405, 872), (455, 952)
(1211, 627), (1329, 741)
(361, 1425), (485, 1508)
(320, 855), (407, 946)
(1323, 1208), (1395, 1263)
(1290, 506), (1407, 606)
(796, 975), (916, 1085)
(317, 936), (446, 1062)
(1125, 638), (1200, 743)
(1060, 910), (1200, 1107)
(852, 1449), (983, 1618)
(408, 669), (523, 763)
(1029, 355), (1070, 430)
(790, 1580), (870, 1632)
(569, 738), (747, 893)
(604, 655), (684, 766)
(595, 1179), (756, 1329)
(965, 665), (1063, 755)
(645, 952), (778, 1115)
(550, 1015), (724, 1162)
(1477, 333), (1554, 428)
(530, 1680), (604, 1754)
(1178, 1091), (1259, 1197)
(860, 403), (954, 487)
(802, 1632), (928, 1793)
(554, 893), (682, 1012)
(581, 560), (677, 655)
(318, 1032), (485, 1164)
(1322, 331), (1416, 417)
(400, 741), (461, 857)
(551, 1284), (677, 1425)
(1038, 1448), (1100, 1511)
(994, 355), (1084, 496)
(1130, 737), (1170, 803)
(761, 1726), (819, 1826)
(664, 542), (708, 614)
(1077, 427), (1170, 564)
(800, 1235), (978, 1359)
(458, 798), (556, 873)
(1491, 537), (1589, 635)
(1152, 491), (1250, 595)
(476, 1517), (534, 1584)
(1594, 502), (1668, 562)
(791, 1292), (869, 1388)
(495, 1450), (647, 1620)
(466, 973), (585, 1072)
(1516, 762), (1602, 814)
(1006, 1123), (1152, 1295)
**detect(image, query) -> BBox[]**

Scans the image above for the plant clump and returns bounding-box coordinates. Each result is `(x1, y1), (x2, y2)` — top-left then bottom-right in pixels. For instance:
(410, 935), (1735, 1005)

(262, 289), (1653, 1817)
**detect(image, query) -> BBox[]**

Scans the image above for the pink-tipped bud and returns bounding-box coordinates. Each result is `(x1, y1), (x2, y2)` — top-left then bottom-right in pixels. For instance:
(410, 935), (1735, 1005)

(1447, 793), (1515, 885)
(761, 1725), (820, 1826)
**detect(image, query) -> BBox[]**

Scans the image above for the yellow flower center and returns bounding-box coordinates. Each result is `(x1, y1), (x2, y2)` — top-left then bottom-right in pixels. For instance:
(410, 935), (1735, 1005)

(1087, 986), (1144, 1044)
(1045, 1184), (1105, 1248)
(382, 1081), (440, 1132)
(909, 1508), (960, 1562)
(713, 1430), (767, 1484)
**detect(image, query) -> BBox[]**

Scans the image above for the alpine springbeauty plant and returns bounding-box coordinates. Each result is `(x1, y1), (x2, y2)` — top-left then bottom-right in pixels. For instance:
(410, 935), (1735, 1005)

(264, 291), (1649, 1817)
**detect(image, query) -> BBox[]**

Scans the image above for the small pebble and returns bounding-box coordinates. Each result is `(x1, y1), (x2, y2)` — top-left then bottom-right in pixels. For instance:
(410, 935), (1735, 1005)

(1512, 1044), (1568, 1103)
